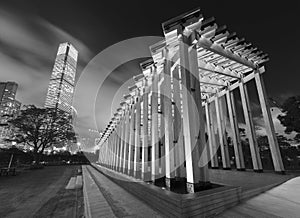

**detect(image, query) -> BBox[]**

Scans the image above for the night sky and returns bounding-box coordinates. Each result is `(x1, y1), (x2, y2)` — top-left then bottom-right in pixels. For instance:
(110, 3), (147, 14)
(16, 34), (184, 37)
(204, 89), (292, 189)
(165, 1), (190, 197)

(0, 0), (299, 149)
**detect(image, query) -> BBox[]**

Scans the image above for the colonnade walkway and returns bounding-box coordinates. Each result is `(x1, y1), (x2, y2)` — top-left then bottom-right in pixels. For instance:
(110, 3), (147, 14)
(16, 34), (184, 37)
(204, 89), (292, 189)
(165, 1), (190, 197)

(83, 164), (298, 217)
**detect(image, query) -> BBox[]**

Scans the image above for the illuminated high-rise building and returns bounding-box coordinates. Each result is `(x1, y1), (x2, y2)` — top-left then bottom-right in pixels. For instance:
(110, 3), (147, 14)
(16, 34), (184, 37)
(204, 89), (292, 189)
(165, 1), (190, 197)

(45, 42), (78, 114)
(0, 81), (19, 123)
(0, 81), (21, 142)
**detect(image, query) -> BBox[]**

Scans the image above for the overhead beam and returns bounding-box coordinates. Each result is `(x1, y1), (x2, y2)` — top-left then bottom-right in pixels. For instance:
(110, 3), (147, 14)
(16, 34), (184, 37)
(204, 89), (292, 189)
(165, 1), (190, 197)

(196, 36), (257, 69)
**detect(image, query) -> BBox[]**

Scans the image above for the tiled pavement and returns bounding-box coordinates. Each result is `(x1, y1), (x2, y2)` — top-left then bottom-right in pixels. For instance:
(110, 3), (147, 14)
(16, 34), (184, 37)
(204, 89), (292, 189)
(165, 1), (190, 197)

(218, 176), (300, 218)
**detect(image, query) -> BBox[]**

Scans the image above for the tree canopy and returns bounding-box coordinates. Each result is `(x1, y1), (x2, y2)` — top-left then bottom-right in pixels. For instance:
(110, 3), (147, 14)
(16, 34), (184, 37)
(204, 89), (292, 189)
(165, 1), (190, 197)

(278, 96), (300, 141)
(6, 105), (76, 162)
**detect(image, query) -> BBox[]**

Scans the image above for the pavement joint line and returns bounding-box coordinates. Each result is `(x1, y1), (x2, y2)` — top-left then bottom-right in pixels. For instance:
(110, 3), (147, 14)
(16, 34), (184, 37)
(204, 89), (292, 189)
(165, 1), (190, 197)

(82, 165), (116, 218)
(86, 165), (130, 217)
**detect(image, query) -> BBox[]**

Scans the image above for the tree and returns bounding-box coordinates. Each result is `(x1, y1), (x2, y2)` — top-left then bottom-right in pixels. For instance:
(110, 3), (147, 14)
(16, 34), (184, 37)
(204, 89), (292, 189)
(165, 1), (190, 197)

(278, 96), (300, 135)
(6, 105), (76, 164)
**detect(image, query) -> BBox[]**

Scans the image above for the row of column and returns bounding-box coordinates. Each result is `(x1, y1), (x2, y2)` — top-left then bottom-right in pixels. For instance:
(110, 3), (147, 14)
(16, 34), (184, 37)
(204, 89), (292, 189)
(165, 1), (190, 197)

(98, 35), (284, 194)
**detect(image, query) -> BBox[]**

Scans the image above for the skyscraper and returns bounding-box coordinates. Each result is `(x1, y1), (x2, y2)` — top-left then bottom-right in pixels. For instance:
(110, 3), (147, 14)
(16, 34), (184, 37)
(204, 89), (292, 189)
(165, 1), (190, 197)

(45, 42), (78, 114)
(0, 81), (19, 123)
(0, 81), (21, 142)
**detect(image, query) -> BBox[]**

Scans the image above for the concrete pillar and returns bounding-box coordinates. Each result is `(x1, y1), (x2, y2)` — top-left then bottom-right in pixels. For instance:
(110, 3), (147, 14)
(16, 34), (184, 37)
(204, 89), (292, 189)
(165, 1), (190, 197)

(134, 94), (142, 178)
(104, 141), (107, 167)
(141, 79), (151, 181)
(111, 130), (116, 170)
(115, 124), (121, 171)
(128, 102), (136, 176)
(254, 71), (285, 173)
(106, 139), (110, 168)
(118, 112), (126, 172)
(179, 36), (209, 193)
(151, 71), (160, 182)
(226, 91), (245, 170)
(173, 66), (186, 178)
(107, 135), (110, 168)
(239, 81), (263, 172)
(189, 46), (209, 181)
(111, 130), (116, 169)
(122, 105), (130, 174)
(163, 50), (176, 189)
(205, 103), (219, 168)
(159, 71), (165, 181)
(108, 134), (112, 169)
(110, 130), (115, 169)
(215, 96), (231, 169)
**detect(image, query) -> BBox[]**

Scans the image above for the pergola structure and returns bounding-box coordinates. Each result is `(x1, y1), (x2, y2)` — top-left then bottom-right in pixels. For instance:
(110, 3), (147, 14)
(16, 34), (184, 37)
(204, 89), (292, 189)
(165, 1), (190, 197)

(97, 8), (284, 193)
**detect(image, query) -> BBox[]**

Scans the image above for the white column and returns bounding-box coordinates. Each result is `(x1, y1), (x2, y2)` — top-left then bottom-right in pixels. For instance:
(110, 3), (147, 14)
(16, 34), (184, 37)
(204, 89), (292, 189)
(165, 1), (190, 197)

(111, 130), (116, 169)
(114, 124), (121, 171)
(163, 50), (176, 189)
(112, 129), (117, 170)
(226, 91), (245, 170)
(104, 141), (107, 167)
(173, 66), (186, 178)
(134, 94), (142, 178)
(122, 104), (130, 174)
(128, 102), (136, 176)
(254, 71), (284, 173)
(239, 81), (263, 172)
(108, 134), (112, 169)
(205, 103), (219, 168)
(180, 36), (209, 193)
(215, 96), (231, 169)
(190, 46), (209, 181)
(118, 111), (126, 172)
(141, 79), (151, 181)
(159, 71), (165, 180)
(151, 71), (160, 182)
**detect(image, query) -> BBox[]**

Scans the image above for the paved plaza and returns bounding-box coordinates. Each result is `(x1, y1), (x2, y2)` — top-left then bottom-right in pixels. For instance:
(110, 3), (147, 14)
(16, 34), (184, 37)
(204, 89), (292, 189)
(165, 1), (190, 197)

(219, 176), (300, 218)
(0, 165), (83, 218)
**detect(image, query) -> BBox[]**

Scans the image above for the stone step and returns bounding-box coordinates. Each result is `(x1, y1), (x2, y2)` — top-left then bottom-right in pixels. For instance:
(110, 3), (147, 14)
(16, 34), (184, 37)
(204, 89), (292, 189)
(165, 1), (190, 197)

(75, 175), (83, 188)
(82, 165), (116, 218)
(65, 176), (76, 190)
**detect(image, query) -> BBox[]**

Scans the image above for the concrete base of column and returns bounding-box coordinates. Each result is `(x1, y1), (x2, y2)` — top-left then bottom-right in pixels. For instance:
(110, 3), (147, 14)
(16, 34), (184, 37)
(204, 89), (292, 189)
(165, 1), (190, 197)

(165, 177), (176, 191)
(186, 181), (212, 194)
(237, 168), (246, 171)
(275, 171), (285, 175)
(153, 176), (166, 187)
(223, 167), (231, 170)
(134, 171), (141, 179)
(141, 172), (151, 182)
(211, 167), (219, 169)
(254, 169), (263, 173)
(166, 177), (187, 192)
(128, 169), (134, 176)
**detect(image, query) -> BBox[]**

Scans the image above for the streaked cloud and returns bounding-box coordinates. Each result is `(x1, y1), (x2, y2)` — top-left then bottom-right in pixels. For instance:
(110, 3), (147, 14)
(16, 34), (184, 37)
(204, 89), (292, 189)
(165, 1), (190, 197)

(0, 8), (93, 107)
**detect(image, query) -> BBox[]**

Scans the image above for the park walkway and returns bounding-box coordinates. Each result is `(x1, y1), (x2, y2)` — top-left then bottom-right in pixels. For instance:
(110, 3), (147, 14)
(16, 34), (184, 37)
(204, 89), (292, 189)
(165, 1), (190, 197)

(0, 165), (83, 218)
(82, 165), (162, 218)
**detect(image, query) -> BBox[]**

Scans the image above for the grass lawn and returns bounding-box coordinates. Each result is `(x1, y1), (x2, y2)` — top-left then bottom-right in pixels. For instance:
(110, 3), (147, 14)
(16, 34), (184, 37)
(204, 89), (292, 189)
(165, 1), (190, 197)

(0, 165), (84, 218)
